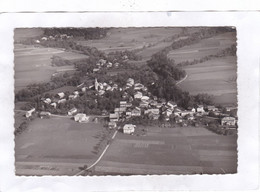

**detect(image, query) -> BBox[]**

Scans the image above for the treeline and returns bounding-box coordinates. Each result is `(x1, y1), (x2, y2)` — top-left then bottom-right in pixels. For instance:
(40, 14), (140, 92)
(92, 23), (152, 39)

(159, 27), (235, 56)
(51, 55), (73, 66)
(43, 28), (109, 40)
(107, 50), (142, 61)
(15, 73), (81, 102)
(177, 44), (237, 67)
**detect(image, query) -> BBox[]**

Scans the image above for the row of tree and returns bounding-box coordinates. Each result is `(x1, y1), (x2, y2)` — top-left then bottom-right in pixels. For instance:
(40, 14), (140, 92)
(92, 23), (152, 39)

(177, 44), (237, 67)
(43, 28), (109, 40)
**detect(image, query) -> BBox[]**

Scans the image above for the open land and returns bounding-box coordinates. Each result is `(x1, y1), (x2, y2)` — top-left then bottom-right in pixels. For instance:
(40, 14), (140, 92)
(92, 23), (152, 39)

(95, 126), (237, 175)
(167, 32), (236, 63)
(76, 28), (183, 54)
(179, 56), (237, 105)
(76, 28), (201, 67)
(14, 28), (44, 42)
(15, 117), (109, 176)
(14, 44), (88, 92)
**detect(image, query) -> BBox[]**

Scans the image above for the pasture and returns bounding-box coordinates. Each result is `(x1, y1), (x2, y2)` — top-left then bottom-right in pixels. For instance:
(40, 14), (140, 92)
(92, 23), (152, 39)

(55, 51), (89, 61)
(179, 56), (237, 105)
(167, 32), (236, 63)
(14, 28), (44, 42)
(15, 117), (107, 175)
(14, 44), (85, 92)
(95, 126), (237, 175)
(76, 28), (183, 54)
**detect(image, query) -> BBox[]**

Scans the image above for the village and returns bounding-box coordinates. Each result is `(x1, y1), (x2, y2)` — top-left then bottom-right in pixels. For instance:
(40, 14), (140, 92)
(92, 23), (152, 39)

(25, 58), (238, 136)
(14, 27), (240, 176)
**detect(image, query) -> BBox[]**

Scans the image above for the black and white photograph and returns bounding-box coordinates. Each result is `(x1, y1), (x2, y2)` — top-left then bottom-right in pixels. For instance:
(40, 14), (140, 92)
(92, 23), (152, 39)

(14, 27), (238, 176)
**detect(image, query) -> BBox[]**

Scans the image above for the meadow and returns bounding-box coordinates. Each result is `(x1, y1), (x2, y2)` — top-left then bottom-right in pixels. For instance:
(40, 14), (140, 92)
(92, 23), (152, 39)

(179, 56), (237, 105)
(76, 28), (183, 54)
(167, 32), (236, 63)
(14, 44), (87, 92)
(14, 28), (44, 42)
(15, 117), (107, 175)
(95, 126), (237, 175)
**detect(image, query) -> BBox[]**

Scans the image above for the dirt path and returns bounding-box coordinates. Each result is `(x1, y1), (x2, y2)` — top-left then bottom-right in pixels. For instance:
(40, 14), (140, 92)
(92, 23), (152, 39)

(176, 74), (188, 85)
(75, 130), (118, 176)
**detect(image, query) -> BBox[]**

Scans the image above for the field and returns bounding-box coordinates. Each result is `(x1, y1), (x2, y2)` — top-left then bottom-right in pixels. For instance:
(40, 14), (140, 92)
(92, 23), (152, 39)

(14, 44), (87, 92)
(179, 56), (237, 105)
(15, 117), (108, 176)
(76, 28), (183, 54)
(95, 126), (237, 175)
(14, 28), (44, 42)
(167, 32), (236, 63)
(55, 51), (89, 61)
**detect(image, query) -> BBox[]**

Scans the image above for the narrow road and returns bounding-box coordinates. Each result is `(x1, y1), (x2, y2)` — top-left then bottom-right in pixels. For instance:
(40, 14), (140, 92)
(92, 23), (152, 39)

(74, 130), (118, 176)
(176, 74), (188, 85)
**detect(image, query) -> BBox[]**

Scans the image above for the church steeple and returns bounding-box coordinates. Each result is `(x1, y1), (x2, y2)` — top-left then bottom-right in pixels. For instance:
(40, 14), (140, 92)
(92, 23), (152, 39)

(95, 78), (99, 91)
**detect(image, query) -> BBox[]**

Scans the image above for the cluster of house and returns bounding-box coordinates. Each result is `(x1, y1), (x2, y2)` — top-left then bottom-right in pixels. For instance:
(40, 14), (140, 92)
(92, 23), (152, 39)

(24, 74), (237, 131)
(41, 90), (81, 110)
(92, 56), (129, 73)
(106, 77), (238, 134)
(34, 34), (72, 44)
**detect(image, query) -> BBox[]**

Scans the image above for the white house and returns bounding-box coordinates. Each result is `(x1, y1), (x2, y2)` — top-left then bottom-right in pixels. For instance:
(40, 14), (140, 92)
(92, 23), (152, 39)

(144, 108), (160, 115)
(57, 92), (65, 99)
(134, 83), (144, 90)
(131, 107), (141, 116)
(123, 124), (136, 134)
(58, 99), (66, 104)
(93, 68), (100, 73)
(141, 96), (150, 101)
(107, 62), (113, 68)
(134, 91), (143, 99)
(26, 108), (35, 118)
(139, 101), (149, 108)
(50, 103), (57, 108)
(68, 107), (77, 116)
(196, 105), (205, 113)
(164, 108), (173, 116)
(39, 111), (51, 119)
(126, 109), (132, 117)
(81, 87), (87, 92)
(120, 101), (127, 108)
(167, 101), (177, 109)
(127, 78), (134, 86)
(44, 98), (52, 104)
(221, 116), (236, 126)
(74, 113), (89, 123)
(69, 94), (78, 100)
(207, 105), (218, 111)
(109, 113), (119, 122)
(108, 121), (117, 129)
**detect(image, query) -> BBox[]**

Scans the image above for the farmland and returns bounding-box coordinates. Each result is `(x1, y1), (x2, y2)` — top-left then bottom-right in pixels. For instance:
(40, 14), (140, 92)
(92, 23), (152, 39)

(15, 117), (110, 176)
(167, 32), (236, 63)
(179, 56), (237, 105)
(76, 28), (183, 54)
(95, 126), (237, 175)
(14, 44), (88, 92)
